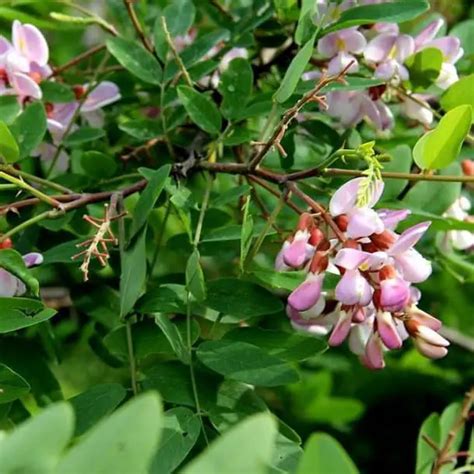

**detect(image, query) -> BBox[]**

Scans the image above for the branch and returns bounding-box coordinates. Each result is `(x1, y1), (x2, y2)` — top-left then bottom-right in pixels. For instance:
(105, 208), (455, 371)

(248, 63), (351, 170)
(432, 387), (474, 474)
(123, 0), (154, 53)
(50, 44), (106, 77)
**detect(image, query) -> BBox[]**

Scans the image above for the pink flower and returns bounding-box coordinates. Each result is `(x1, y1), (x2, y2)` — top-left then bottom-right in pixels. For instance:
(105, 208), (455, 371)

(288, 273), (324, 312)
(329, 177), (385, 239)
(364, 26), (414, 80)
(387, 222), (432, 283)
(317, 28), (366, 75)
(327, 90), (393, 130)
(414, 19), (463, 89)
(0, 252), (43, 297)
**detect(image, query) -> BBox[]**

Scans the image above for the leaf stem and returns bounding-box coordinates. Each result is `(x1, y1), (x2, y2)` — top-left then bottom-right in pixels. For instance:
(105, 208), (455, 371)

(0, 172), (62, 208)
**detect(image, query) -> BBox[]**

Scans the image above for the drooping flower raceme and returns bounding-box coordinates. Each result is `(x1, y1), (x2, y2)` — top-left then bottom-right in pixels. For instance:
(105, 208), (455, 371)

(276, 178), (448, 369)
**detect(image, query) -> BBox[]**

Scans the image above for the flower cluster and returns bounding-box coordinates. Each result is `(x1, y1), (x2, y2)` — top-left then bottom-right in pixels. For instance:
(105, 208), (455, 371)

(310, 3), (463, 130)
(0, 21), (120, 170)
(276, 178), (449, 369)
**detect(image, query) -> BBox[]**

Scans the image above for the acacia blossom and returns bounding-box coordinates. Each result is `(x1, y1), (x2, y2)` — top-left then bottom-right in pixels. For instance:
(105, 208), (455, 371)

(442, 197), (474, 251)
(276, 178), (448, 369)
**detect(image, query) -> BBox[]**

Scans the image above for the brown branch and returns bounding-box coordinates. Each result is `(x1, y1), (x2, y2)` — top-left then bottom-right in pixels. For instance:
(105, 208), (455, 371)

(432, 387), (474, 474)
(286, 181), (346, 242)
(123, 0), (154, 53)
(248, 63), (352, 170)
(50, 44), (106, 77)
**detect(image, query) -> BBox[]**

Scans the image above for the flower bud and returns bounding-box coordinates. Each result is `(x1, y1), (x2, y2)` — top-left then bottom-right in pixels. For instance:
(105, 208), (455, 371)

(370, 230), (395, 250)
(462, 159), (474, 176)
(335, 214), (349, 232)
(0, 238), (12, 249)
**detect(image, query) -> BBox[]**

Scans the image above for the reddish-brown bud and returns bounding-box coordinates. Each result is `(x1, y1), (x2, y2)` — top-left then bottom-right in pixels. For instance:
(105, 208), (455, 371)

(343, 239), (359, 250)
(370, 230), (395, 250)
(317, 238), (331, 251)
(73, 85), (86, 100)
(0, 237), (13, 249)
(29, 71), (42, 84)
(0, 68), (8, 84)
(372, 289), (381, 309)
(462, 159), (474, 176)
(368, 84), (387, 101)
(335, 214), (349, 232)
(309, 251), (329, 274)
(309, 227), (324, 247)
(45, 102), (54, 117)
(361, 242), (379, 253)
(378, 265), (396, 281)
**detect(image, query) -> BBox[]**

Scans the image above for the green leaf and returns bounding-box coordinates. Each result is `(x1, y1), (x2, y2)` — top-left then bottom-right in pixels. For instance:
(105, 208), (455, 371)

(40, 81), (75, 102)
(119, 119), (163, 140)
(143, 361), (219, 408)
(402, 163), (462, 215)
(57, 393), (163, 473)
(164, 0), (196, 37)
(163, 30), (230, 81)
(405, 48), (443, 91)
(11, 101), (47, 158)
(297, 433), (359, 474)
(120, 226), (148, 318)
(0, 96), (21, 124)
(0, 402), (74, 473)
(323, 1), (429, 34)
(0, 121), (19, 163)
(154, 314), (190, 364)
(240, 195), (254, 272)
(182, 413), (278, 474)
(295, 0), (315, 45)
(202, 223), (276, 243)
(0, 298), (56, 333)
(131, 165), (170, 237)
(450, 20), (474, 57)
(416, 413), (440, 474)
(0, 249), (39, 296)
(69, 383), (127, 436)
(205, 278), (283, 321)
(177, 86), (222, 135)
(197, 340), (300, 386)
(80, 151), (118, 179)
(380, 145), (412, 201)
(275, 34), (315, 103)
(223, 328), (327, 362)
(251, 269), (306, 291)
(186, 249), (206, 302)
(413, 105), (472, 170)
(218, 58), (253, 120)
(440, 74), (474, 118)
(151, 407), (200, 474)
(0, 363), (30, 403)
(106, 36), (162, 85)
(64, 126), (105, 146)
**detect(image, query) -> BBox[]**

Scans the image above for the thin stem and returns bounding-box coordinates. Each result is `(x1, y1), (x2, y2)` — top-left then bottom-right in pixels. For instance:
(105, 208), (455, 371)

(161, 16), (193, 87)
(125, 320), (139, 396)
(286, 181), (346, 242)
(1, 209), (62, 241)
(432, 387), (474, 474)
(50, 44), (106, 77)
(0, 172), (62, 208)
(0, 165), (74, 194)
(193, 175), (213, 247)
(186, 291), (209, 445)
(123, 0), (155, 53)
(245, 190), (287, 269)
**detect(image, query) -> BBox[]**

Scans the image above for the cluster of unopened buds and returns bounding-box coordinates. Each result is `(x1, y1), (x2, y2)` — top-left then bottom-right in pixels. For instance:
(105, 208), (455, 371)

(276, 178), (449, 369)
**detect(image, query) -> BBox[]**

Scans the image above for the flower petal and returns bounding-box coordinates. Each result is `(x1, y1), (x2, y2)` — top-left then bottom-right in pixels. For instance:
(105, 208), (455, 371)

(380, 277), (410, 312)
(82, 81), (121, 112)
(11, 71), (42, 99)
(394, 248), (432, 283)
(347, 208), (384, 239)
(288, 273), (324, 312)
(364, 333), (385, 369)
(329, 178), (364, 216)
(327, 52), (358, 75)
(414, 19), (444, 49)
(414, 338), (448, 359)
(335, 269), (373, 306)
(364, 34), (396, 62)
(376, 311), (402, 349)
(334, 248), (368, 270)
(328, 310), (352, 346)
(22, 252), (43, 267)
(0, 269), (19, 297)
(389, 221), (431, 255)
(12, 20), (49, 66)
